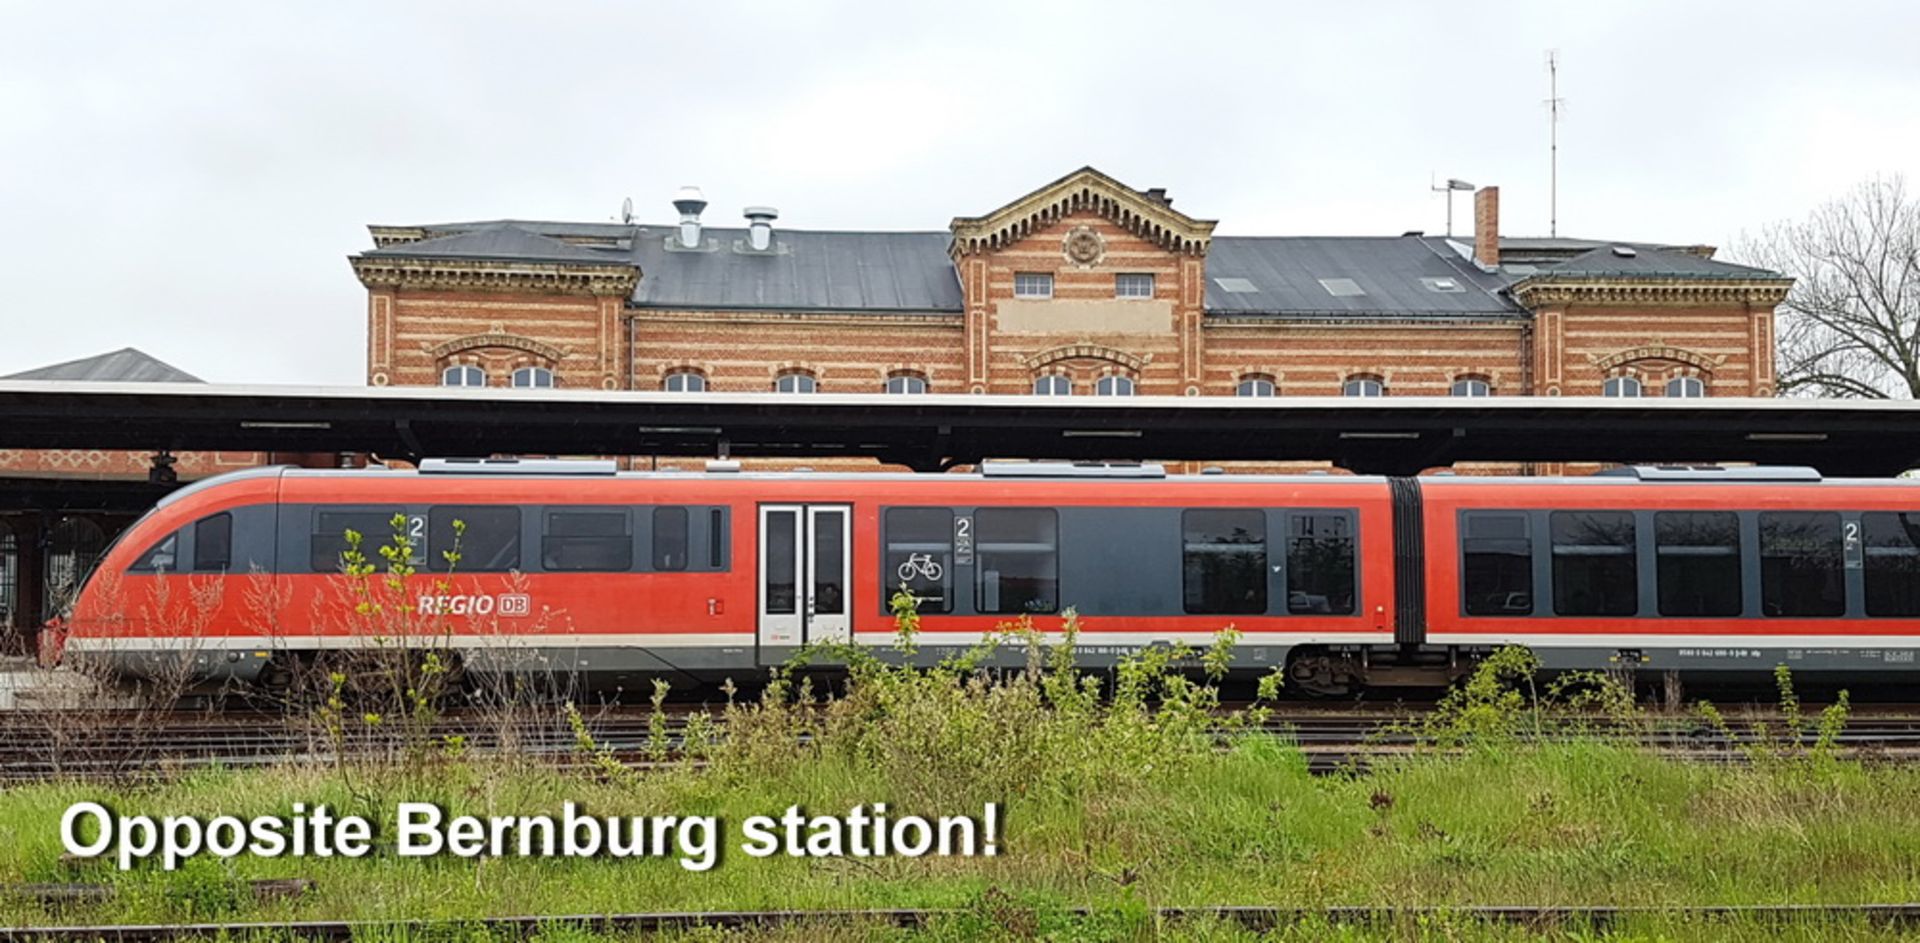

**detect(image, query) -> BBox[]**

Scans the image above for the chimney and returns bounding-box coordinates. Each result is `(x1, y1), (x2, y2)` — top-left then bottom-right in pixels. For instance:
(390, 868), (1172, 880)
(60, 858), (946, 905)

(744, 206), (778, 251)
(671, 186), (707, 249)
(1473, 186), (1500, 268)
(1143, 187), (1172, 207)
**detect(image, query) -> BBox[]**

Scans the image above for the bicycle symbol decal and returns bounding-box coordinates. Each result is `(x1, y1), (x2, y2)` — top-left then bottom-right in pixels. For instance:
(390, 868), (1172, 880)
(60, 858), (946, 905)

(896, 553), (945, 582)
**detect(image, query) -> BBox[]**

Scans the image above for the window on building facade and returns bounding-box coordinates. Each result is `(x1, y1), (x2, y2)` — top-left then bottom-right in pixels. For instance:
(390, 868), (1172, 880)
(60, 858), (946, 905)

(1033, 374), (1071, 396)
(1666, 376), (1706, 398)
(775, 372), (817, 393)
(510, 366), (555, 388)
(1095, 375), (1135, 396)
(442, 365), (485, 387)
(1013, 272), (1053, 299)
(1451, 377), (1491, 397)
(1342, 376), (1385, 397)
(1236, 376), (1276, 397)
(663, 370), (706, 392)
(1115, 273), (1154, 298)
(885, 373), (928, 394)
(1603, 376), (1642, 397)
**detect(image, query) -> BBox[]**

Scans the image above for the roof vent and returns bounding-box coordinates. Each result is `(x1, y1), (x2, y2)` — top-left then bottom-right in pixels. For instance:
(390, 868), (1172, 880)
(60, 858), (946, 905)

(1595, 464), (1821, 482)
(744, 206), (778, 251)
(979, 460), (1167, 479)
(1611, 245), (1638, 258)
(419, 458), (618, 476)
(1200, 466), (1226, 475)
(672, 186), (707, 249)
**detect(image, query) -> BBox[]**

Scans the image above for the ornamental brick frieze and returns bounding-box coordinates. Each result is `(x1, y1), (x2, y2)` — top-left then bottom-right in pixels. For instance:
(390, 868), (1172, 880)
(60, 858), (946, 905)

(428, 332), (567, 363)
(350, 257), (638, 297)
(1590, 343), (1726, 373)
(1021, 343), (1149, 372)
(949, 167), (1216, 258)
(1510, 277), (1791, 308)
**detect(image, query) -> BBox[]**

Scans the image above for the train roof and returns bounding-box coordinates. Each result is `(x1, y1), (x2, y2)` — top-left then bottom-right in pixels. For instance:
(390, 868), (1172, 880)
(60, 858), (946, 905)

(153, 460), (1920, 514)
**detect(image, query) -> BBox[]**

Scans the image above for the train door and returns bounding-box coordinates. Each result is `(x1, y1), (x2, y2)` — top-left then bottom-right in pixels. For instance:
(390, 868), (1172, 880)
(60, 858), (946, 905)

(757, 504), (851, 649)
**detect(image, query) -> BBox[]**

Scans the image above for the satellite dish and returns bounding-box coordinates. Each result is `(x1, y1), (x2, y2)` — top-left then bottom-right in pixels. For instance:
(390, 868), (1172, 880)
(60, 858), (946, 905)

(620, 196), (634, 224)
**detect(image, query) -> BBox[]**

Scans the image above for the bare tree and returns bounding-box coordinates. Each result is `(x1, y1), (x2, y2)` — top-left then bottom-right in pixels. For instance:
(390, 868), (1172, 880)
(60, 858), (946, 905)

(1736, 176), (1920, 398)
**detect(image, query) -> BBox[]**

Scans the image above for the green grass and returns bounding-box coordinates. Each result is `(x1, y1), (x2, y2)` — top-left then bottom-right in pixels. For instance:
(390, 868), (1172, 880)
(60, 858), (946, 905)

(3, 624), (1914, 941)
(3, 740), (1920, 932)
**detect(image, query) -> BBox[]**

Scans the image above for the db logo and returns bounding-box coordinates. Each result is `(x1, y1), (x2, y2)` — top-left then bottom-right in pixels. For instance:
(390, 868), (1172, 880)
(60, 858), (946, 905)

(418, 594), (534, 617)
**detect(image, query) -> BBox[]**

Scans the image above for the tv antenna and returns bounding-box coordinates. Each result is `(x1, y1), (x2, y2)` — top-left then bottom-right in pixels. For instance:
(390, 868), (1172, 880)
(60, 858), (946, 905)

(1430, 175), (1475, 237)
(1545, 50), (1565, 237)
(620, 196), (635, 225)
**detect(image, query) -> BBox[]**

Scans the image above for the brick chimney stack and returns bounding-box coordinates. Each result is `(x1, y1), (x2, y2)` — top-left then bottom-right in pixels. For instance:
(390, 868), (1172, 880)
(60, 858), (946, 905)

(1473, 186), (1500, 268)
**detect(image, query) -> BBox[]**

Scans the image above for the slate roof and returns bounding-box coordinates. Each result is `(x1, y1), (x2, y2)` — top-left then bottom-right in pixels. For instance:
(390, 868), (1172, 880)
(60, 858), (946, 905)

(628, 227), (963, 312)
(1204, 236), (1520, 318)
(1531, 245), (1781, 280)
(360, 218), (1782, 319)
(364, 226), (627, 265)
(2, 348), (202, 383)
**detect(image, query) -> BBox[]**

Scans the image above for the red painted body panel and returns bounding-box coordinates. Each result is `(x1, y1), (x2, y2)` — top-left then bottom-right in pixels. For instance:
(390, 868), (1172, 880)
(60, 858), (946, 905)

(62, 473), (1397, 657)
(1422, 480), (1920, 640)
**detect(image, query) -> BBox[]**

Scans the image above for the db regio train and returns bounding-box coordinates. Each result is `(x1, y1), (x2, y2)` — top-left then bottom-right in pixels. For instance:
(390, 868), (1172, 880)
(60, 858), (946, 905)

(49, 458), (1920, 695)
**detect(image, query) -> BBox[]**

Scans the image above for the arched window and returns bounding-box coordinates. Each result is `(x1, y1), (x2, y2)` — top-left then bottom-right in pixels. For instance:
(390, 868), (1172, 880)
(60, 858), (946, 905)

(663, 370), (706, 393)
(1236, 376), (1276, 397)
(1603, 376), (1642, 397)
(886, 373), (928, 394)
(1451, 377), (1491, 397)
(1033, 374), (1072, 396)
(1666, 376), (1706, 398)
(441, 365), (485, 388)
(1095, 375), (1135, 396)
(1343, 376), (1385, 397)
(510, 366), (555, 389)
(775, 372), (817, 394)
(44, 517), (105, 621)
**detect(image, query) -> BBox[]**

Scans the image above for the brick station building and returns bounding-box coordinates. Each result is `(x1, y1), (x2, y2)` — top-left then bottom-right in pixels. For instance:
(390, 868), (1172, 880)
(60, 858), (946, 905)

(353, 166), (1792, 419)
(0, 166), (1796, 643)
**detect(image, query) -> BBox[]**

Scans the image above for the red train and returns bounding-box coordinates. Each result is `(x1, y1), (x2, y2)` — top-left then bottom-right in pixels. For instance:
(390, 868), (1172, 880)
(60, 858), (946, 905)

(49, 459), (1920, 694)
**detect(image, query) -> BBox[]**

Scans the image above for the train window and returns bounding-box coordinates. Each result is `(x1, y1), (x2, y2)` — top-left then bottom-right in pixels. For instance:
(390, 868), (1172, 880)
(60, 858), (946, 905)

(884, 508), (954, 614)
(765, 512), (797, 614)
(1550, 511), (1636, 616)
(429, 506), (521, 572)
(310, 509), (405, 573)
(976, 508), (1058, 615)
(1760, 512), (1844, 617)
(1864, 513), (1920, 617)
(1182, 509), (1266, 615)
(193, 513), (233, 572)
(1288, 513), (1356, 614)
(1461, 512), (1532, 616)
(1655, 512), (1742, 616)
(542, 509), (631, 572)
(710, 508), (727, 569)
(653, 507), (690, 571)
(131, 531), (180, 572)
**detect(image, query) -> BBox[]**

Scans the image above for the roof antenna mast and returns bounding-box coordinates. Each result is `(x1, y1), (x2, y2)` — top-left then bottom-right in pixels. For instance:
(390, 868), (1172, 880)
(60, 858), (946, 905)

(1546, 49), (1564, 238)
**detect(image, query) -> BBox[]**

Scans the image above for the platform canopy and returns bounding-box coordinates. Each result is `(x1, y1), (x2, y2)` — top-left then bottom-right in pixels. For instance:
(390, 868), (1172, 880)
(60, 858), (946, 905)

(0, 380), (1915, 477)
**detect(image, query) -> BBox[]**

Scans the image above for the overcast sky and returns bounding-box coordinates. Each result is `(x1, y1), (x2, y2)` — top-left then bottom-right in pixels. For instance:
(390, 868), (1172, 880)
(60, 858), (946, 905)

(3, 1), (1917, 384)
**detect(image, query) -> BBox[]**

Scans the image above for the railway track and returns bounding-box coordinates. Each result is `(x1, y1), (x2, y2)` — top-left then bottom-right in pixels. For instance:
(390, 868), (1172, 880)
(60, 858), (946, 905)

(5, 903), (1920, 940)
(2, 706), (1919, 781)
